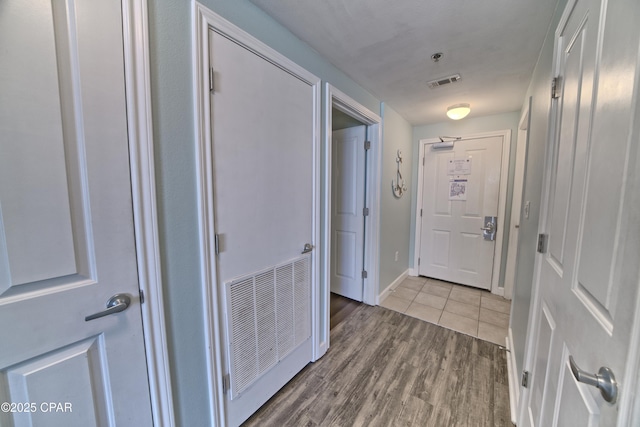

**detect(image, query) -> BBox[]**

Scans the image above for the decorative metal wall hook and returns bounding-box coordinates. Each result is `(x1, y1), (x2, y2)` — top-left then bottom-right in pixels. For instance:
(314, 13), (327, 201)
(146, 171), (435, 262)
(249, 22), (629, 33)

(392, 149), (408, 198)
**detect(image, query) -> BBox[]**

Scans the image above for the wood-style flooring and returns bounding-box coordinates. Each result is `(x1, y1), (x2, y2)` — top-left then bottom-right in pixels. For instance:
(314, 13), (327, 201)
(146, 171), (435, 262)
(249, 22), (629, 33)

(330, 292), (361, 330)
(243, 301), (512, 426)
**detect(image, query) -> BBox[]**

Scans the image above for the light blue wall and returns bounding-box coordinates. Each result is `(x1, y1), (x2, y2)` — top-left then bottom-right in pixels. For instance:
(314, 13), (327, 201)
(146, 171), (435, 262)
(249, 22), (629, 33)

(410, 112), (521, 288)
(147, 1), (390, 425)
(379, 104), (414, 293)
(509, 0), (567, 385)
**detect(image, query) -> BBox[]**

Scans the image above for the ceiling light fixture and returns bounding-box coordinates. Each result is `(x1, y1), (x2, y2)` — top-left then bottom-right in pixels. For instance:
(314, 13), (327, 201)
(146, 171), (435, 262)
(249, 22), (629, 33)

(446, 103), (471, 120)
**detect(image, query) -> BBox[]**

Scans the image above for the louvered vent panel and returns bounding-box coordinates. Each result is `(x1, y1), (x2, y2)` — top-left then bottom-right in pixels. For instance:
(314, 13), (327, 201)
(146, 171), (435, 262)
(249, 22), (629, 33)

(225, 254), (311, 398)
(275, 263), (295, 358)
(228, 278), (257, 395)
(255, 270), (277, 373)
(294, 257), (311, 345)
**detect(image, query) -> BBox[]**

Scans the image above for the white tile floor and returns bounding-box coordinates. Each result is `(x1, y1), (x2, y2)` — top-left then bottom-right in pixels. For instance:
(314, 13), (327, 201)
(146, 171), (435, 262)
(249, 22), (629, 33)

(380, 276), (511, 345)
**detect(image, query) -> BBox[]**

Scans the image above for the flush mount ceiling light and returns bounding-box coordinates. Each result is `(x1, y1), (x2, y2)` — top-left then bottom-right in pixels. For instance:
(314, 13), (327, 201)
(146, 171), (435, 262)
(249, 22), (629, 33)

(446, 103), (471, 120)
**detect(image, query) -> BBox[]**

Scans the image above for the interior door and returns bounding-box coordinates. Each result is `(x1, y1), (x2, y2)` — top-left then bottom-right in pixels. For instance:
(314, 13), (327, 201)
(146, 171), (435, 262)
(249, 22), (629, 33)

(331, 125), (366, 301)
(209, 30), (317, 427)
(522, 0), (640, 425)
(0, 1), (153, 426)
(418, 136), (504, 289)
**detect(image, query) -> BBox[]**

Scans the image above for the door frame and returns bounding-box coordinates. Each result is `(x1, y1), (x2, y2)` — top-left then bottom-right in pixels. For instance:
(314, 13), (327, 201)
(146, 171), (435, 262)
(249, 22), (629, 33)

(504, 105), (531, 300)
(121, 0), (175, 425)
(322, 84), (382, 356)
(412, 130), (511, 295)
(193, 4), (321, 425)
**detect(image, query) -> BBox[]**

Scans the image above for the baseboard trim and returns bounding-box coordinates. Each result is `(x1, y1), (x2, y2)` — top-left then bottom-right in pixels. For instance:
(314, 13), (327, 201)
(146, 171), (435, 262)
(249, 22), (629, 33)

(378, 269), (409, 305)
(408, 268), (419, 277)
(506, 327), (519, 425)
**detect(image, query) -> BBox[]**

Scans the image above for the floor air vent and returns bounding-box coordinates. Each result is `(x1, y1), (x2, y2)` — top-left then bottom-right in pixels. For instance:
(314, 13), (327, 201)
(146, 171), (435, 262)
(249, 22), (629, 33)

(225, 255), (311, 398)
(427, 73), (462, 89)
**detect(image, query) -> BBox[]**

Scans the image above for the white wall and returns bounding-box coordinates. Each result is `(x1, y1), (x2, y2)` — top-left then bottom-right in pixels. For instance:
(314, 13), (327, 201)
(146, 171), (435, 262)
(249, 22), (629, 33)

(379, 103), (413, 293)
(410, 112), (521, 289)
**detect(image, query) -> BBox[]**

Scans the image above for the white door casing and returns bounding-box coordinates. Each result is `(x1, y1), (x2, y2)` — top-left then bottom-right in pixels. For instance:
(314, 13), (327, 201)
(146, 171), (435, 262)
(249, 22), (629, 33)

(194, 7), (321, 426)
(0, 0), (161, 425)
(519, 0), (640, 425)
(416, 132), (510, 291)
(331, 126), (366, 301)
(504, 106), (531, 300)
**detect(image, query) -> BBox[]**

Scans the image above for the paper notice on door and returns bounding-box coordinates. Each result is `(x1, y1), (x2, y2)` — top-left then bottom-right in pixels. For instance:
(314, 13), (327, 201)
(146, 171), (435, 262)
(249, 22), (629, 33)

(449, 179), (468, 201)
(447, 158), (472, 175)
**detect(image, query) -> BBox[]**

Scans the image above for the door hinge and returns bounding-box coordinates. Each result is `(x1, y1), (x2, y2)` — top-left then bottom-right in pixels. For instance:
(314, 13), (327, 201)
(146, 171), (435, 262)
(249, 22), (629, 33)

(363, 207), (369, 216)
(418, 257), (421, 266)
(420, 208), (423, 217)
(364, 140), (371, 151)
(222, 373), (230, 394)
(139, 289), (145, 304)
(362, 270), (368, 279)
(522, 370), (529, 388)
(423, 156), (425, 166)
(551, 76), (561, 99)
(214, 233), (221, 255)
(209, 68), (215, 92)
(537, 233), (548, 253)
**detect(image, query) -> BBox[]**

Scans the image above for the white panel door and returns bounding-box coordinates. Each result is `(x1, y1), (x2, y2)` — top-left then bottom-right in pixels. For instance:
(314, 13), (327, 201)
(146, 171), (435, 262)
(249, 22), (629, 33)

(419, 136), (504, 289)
(522, 0), (640, 425)
(209, 30), (317, 427)
(331, 126), (366, 301)
(0, 1), (153, 426)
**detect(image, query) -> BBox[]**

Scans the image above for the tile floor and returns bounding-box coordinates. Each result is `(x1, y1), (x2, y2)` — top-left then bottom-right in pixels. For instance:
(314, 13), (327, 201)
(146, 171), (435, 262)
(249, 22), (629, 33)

(380, 275), (511, 345)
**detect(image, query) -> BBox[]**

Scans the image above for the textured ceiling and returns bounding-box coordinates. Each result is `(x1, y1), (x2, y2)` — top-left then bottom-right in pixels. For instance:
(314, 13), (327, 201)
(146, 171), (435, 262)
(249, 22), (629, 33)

(250, 0), (559, 125)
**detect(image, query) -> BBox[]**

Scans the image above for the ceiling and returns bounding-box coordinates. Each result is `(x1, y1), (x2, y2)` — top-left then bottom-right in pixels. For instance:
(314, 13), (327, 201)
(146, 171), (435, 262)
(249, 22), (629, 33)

(250, 0), (560, 125)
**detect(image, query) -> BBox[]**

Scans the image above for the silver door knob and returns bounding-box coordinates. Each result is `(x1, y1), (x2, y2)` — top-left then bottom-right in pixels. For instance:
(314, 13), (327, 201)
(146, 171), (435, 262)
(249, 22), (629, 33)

(85, 293), (131, 321)
(569, 356), (618, 403)
(301, 243), (315, 254)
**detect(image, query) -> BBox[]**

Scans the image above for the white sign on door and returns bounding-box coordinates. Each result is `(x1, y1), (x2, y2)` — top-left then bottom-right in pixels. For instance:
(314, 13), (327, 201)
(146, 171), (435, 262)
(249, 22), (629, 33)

(447, 158), (472, 175)
(449, 179), (468, 201)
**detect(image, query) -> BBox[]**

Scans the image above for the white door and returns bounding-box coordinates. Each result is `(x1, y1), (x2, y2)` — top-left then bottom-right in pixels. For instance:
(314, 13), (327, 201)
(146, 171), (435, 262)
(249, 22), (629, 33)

(209, 29), (317, 427)
(418, 136), (504, 290)
(0, 1), (153, 426)
(522, 0), (640, 425)
(331, 126), (366, 301)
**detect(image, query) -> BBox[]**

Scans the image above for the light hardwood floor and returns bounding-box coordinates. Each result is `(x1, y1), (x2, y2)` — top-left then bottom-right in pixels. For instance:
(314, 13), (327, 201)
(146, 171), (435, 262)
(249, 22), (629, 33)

(243, 302), (512, 426)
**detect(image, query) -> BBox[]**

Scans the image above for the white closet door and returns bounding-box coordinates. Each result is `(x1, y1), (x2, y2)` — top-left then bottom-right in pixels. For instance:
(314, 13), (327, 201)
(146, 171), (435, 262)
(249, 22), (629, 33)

(209, 29), (317, 427)
(331, 125), (366, 301)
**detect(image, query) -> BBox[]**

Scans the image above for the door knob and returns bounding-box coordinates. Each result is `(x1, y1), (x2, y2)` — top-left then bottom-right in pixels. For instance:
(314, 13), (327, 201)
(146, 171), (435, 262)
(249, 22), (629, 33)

(85, 293), (131, 321)
(569, 356), (618, 403)
(301, 243), (314, 254)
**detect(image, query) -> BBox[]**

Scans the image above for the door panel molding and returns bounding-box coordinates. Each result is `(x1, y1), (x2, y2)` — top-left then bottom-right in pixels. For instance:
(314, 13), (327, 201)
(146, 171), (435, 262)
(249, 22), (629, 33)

(414, 130), (511, 295)
(194, 4), (321, 425)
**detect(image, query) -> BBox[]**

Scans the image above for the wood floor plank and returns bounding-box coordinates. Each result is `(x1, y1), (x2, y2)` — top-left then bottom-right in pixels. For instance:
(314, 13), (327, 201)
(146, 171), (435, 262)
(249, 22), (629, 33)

(242, 304), (512, 427)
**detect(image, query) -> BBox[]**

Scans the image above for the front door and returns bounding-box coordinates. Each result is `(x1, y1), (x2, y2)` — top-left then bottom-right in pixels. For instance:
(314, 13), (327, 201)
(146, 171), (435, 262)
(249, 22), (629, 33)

(418, 135), (505, 289)
(331, 125), (366, 301)
(0, 0), (153, 426)
(522, 0), (640, 425)
(208, 28), (318, 427)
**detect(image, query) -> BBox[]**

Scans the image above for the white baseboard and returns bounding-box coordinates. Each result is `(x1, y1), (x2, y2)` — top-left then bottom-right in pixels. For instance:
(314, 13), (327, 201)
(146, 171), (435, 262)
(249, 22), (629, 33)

(506, 327), (519, 425)
(378, 269), (409, 304)
(408, 268), (419, 277)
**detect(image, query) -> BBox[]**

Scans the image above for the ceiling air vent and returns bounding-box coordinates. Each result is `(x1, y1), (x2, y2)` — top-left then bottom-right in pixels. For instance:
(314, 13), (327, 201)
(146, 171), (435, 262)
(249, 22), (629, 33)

(427, 74), (462, 89)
